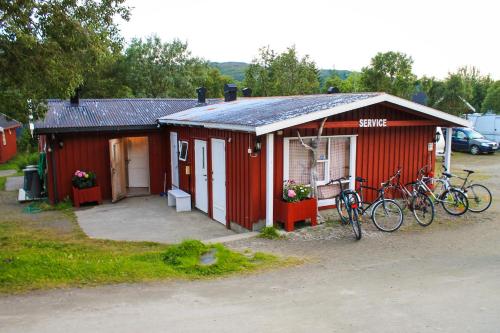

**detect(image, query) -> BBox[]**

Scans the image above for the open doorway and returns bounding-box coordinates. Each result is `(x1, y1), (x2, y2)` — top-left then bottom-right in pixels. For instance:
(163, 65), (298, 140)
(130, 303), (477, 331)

(109, 136), (150, 202)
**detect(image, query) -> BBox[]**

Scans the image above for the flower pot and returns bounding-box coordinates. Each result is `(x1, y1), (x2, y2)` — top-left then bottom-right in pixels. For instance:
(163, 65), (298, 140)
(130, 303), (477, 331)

(72, 185), (102, 208)
(274, 198), (318, 232)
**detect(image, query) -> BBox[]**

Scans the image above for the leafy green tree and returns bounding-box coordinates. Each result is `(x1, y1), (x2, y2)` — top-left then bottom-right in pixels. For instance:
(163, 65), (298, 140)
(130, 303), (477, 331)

(434, 73), (473, 116)
(243, 46), (276, 97)
(360, 51), (416, 98)
(482, 81), (500, 113)
(243, 46), (320, 96)
(0, 0), (130, 122)
(122, 36), (230, 98)
(323, 72), (365, 93)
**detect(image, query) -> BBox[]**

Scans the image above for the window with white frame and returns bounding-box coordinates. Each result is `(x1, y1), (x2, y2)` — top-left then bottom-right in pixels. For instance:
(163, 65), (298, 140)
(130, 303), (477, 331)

(284, 135), (356, 206)
(1, 129), (6, 146)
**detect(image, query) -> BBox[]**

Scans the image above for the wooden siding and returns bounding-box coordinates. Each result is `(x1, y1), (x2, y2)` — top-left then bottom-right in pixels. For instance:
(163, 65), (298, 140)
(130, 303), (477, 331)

(45, 129), (168, 203)
(0, 127), (18, 163)
(275, 103), (439, 203)
(167, 126), (263, 230)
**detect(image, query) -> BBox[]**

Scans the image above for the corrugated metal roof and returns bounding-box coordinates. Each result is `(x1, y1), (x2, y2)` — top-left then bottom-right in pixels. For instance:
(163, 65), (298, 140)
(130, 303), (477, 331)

(159, 93), (381, 128)
(0, 113), (21, 129)
(158, 93), (470, 135)
(35, 98), (221, 133)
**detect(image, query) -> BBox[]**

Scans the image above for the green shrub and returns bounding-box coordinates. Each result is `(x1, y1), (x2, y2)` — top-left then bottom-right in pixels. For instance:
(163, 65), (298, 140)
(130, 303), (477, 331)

(161, 240), (269, 276)
(0, 177), (6, 191)
(259, 227), (283, 239)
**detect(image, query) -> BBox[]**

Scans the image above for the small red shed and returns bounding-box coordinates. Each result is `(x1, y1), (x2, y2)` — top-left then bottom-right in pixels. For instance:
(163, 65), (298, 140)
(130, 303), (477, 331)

(158, 93), (468, 231)
(35, 98), (220, 203)
(0, 113), (21, 164)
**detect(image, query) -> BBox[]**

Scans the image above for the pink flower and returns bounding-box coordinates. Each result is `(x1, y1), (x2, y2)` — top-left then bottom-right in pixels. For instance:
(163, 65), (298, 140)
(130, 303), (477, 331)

(77, 171), (84, 178)
(288, 189), (296, 198)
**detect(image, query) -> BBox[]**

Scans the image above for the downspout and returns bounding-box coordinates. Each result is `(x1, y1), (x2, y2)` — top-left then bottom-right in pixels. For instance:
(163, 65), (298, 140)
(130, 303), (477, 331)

(50, 138), (59, 204)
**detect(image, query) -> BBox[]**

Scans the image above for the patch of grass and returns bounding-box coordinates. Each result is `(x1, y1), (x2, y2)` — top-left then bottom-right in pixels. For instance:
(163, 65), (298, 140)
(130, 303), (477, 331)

(33, 197), (75, 219)
(0, 177), (5, 191)
(0, 212), (280, 294)
(162, 240), (274, 276)
(258, 226), (284, 239)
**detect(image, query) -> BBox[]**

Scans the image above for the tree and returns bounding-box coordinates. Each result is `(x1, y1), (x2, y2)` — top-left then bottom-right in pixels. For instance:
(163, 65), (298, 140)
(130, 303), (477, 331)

(243, 46), (320, 96)
(323, 72), (365, 93)
(360, 51), (416, 98)
(482, 81), (500, 113)
(0, 0), (130, 122)
(121, 36), (230, 98)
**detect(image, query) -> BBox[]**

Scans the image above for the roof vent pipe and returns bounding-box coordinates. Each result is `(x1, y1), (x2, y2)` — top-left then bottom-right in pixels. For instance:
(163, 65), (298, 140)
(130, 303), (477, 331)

(70, 88), (81, 106)
(224, 84), (238, 102)
(196, 87), (207, 104)
(327, 86), (340, 94)
(242, 87), (252, 97)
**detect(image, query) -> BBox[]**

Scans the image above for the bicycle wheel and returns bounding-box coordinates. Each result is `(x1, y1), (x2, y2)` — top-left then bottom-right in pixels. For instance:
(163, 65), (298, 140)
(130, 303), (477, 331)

(345, 192), (362, 240)
(371, 199), (404, 232)
(440, 189), (469, 215)
(465, 184), (492, 213)
(411, 192), (435, 226)
(335, 195), (349, 225)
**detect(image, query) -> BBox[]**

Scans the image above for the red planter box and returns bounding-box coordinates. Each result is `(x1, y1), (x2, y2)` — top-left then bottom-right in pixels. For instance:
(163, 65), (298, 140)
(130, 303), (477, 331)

(72, 185), (102, 208)
(274, 198), (318, 232)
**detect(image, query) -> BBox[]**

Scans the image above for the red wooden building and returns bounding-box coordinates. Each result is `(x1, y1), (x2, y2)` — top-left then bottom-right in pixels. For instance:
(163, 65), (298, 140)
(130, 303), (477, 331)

(36, 93), (467, 231)
(0, 113), (21, 164)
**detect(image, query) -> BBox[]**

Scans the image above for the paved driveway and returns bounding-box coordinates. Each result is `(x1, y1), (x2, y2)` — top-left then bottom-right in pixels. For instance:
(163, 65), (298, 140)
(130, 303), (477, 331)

(75, 196), (234, 243)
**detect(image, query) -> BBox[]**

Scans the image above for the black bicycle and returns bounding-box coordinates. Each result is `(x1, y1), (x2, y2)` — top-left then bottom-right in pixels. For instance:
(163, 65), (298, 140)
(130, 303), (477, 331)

(329, 176), (362, 240)
(439, 165), (492, 213)
(336, 175), (404, 232)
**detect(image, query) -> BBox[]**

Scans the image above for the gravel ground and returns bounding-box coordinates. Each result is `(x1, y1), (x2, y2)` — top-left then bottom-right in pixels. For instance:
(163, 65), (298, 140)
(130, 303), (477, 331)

(1, 152), (499, 333)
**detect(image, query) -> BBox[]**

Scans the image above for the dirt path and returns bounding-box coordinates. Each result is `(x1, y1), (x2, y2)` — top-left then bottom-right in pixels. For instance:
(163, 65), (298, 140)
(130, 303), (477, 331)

(1, 152), (499, 333)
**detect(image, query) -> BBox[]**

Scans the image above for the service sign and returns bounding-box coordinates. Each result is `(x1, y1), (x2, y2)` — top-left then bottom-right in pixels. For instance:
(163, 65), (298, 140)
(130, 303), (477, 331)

(359, 119), (387, 128)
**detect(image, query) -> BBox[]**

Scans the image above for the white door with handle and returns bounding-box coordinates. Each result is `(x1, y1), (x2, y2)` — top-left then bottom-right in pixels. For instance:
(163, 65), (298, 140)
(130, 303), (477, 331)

(211, 138), (226, 224)
(194, 139), (208, 213)
(170, 132), (179, 189)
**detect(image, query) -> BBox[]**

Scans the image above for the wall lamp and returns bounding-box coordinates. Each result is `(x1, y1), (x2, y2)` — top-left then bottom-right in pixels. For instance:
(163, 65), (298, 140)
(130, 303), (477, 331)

(253, 137), (262, 153)
(434, 130), (441, 143)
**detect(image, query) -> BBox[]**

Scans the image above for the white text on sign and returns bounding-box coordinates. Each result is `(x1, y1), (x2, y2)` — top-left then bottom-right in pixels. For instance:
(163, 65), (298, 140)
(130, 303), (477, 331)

(359, 119), (387, 127)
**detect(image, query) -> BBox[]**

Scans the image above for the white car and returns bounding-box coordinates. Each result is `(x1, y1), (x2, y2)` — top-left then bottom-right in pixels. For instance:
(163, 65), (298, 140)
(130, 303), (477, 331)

(468, 114), (500, 146)
(436, 127), (445, 156)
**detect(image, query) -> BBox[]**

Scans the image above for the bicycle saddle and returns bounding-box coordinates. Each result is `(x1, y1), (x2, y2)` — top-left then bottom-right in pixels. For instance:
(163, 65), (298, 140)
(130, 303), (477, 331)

(442, 172), (453, 178)
(463, 169), (475, 174)
(356, 177), (367, 183)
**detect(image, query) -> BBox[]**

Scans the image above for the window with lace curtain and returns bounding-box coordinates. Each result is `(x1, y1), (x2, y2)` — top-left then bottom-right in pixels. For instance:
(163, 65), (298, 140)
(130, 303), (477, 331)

(284, 135), (355, 205)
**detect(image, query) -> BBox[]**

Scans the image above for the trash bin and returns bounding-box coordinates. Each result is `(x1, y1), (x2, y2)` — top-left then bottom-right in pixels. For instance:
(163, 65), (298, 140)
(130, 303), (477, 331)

(23, 165), (40, 198)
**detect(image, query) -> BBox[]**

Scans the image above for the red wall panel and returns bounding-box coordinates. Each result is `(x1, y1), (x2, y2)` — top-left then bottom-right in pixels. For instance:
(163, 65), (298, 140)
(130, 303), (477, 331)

(46, 129), (168, 203)
(0, 126), (19, 163)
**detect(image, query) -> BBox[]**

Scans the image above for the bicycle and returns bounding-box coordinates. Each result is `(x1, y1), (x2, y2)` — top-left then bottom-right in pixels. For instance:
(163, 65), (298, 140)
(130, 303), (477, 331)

(417, 166), (469, 216)
(384, 168), (435, 227)
(336, 175), (404, 232)
(438, 165), (492, 213)
(329, 176), (362, 240)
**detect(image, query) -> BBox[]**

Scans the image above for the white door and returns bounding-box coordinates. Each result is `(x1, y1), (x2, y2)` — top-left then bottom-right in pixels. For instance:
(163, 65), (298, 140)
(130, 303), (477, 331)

(211, 138), (226, 224)
(127, 137), (149, 188)
(194, 140), (208, 213)
(170, 132), (179, 189)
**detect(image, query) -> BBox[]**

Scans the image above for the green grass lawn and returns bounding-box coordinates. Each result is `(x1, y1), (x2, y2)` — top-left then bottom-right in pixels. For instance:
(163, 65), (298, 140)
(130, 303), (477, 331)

(0, 193), (282, 294)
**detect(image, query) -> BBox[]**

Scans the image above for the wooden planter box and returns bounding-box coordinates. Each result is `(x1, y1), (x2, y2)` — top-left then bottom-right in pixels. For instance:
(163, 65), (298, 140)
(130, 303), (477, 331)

(72, 185), (102, 208)
(274, 198), (318, 232)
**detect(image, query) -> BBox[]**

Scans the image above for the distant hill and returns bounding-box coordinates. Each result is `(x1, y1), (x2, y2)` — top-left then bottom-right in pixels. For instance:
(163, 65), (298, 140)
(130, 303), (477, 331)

(210, 61), (352, 87)
(210, 62), (249, 82)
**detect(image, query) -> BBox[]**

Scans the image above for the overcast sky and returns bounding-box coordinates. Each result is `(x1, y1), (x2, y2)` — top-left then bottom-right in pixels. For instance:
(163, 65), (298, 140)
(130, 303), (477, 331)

(119, 0), (500, 79)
